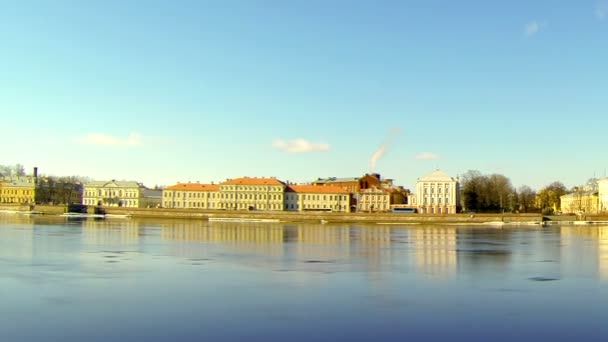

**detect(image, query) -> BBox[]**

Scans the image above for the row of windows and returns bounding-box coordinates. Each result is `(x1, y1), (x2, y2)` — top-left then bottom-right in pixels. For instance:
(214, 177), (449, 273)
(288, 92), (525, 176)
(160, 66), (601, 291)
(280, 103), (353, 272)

(0, 190), (33, 195)
(83, 199), (139, 206)
(360, 196), (388, 202)
(423, 197), (451, 205)
(165, 192), (286, 200)
(85, 190), (139, 197)
(220, 186), (283, 192)
(421, 207), (450, 214)
(0, 198), (33, 203)
(164, 191), (350, 201)
(423, 187), (452, 194)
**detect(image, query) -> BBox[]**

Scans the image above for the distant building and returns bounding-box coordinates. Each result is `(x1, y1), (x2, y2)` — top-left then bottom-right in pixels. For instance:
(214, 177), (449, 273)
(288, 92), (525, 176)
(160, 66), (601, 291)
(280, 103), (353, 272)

(0, 180), (36, 204)
(560, 190), (599, 214)
(312, 173), (393, 193)
(357, 187), (391, 212)
(285, 185), (351, 212)
(599, 178), (608, 213)
(83, 180), (154, 208)
(415, 170), (460, 214)
(219, 177), (286, 211)
(162, 183), (220, 209)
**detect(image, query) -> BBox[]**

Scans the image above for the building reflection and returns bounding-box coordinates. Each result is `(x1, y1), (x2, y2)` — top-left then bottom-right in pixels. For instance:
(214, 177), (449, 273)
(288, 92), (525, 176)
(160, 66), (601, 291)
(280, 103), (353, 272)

(160, 221), (286, 258)
(0, 213), (34, 261)
(411, 227), (458, 278)
(560, 225), (608, 281)
(350, 226), (393, 272)
(293, 224), (351, 261)
(81, 218), (141, 246)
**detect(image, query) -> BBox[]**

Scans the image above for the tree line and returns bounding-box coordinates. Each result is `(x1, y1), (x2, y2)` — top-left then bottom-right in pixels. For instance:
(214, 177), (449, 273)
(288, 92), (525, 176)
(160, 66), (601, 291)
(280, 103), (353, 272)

(460, 170), (568, 214)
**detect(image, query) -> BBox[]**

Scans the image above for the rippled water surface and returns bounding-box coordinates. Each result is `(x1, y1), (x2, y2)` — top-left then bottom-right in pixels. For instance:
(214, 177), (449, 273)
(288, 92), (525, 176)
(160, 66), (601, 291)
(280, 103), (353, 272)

(1, 214), (607, 341)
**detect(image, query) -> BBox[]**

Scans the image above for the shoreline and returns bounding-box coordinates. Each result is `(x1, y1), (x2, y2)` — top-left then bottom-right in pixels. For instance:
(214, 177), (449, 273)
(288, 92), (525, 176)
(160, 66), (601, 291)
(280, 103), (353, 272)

(2, 204), (608, 225)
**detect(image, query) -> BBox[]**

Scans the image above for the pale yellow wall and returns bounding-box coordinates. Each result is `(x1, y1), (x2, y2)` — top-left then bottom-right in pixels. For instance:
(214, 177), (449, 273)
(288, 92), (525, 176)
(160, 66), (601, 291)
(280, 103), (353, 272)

(599, 179), (608, 213)
(358, 190), (390, 212)
(162, 190), (219, 209)
(219, 185), (285, 211)
(83, 184), (144, 208)
(561, 193), (599, 214)
(291, 193), (349, 212)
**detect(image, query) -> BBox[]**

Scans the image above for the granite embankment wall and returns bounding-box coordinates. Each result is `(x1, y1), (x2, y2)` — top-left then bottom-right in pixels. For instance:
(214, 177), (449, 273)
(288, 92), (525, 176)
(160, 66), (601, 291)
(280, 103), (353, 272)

(95, 206), (544, 224)
(6, 204), (608, 224)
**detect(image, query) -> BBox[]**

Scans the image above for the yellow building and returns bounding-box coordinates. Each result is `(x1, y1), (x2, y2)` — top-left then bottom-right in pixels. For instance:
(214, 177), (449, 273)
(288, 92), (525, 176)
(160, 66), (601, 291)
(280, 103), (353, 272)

(83, 180), (160, 208)
(285, 185), (351, 212)
(357, 187), (391, 212)
(218, 177), (286, 211)
(599, 178), (608, 213)
(162, 183), (220, 209)
(0, 180), (36, 204)
(560, 191), (599, 214)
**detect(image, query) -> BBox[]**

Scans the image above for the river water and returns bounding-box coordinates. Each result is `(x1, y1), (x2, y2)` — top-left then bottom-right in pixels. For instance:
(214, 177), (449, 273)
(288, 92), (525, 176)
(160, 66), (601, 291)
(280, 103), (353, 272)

(1, 213), (607, 341)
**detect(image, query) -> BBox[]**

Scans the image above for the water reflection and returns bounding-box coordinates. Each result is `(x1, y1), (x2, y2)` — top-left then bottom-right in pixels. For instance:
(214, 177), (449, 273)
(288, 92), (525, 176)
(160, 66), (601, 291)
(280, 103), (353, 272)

(2, 214), (608, 342)
(412, 228), (457, 278)
(560, 225), (608, 280)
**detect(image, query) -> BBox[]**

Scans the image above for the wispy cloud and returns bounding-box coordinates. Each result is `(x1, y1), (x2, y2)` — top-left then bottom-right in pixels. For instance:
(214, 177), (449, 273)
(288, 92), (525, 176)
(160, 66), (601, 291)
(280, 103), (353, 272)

(76, 132), (144, 147)
(272, 139), (330, 153)
(524, 20), (546, 37)
(415, 152), (440, 160)
(597, 2), (608, 19)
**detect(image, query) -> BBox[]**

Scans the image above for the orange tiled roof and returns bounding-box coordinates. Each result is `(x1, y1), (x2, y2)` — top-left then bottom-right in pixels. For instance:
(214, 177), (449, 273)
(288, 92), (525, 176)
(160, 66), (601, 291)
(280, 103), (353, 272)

(288, 185), (350, 194)
(221, 177), (285, 186)
(165, 183), (219, 191)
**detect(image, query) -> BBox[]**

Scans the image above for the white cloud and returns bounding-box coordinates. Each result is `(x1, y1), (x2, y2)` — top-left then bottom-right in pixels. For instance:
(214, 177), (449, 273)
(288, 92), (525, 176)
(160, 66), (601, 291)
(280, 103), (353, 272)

(272, 139), (330, 153)
(524, 21), (546, 37)
(415, 152), (440, 160)
(597, 2), (608, 19)
(76, 132), (143, 147)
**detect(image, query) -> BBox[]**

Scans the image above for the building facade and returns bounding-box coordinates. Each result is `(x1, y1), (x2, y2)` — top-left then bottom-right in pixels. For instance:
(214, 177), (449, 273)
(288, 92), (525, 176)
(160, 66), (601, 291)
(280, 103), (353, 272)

(599, 178), (608, 213)
(357, 187), (391, 212)
(560, 190), (599, 214)
(218, 177), (286, 211)
(285, 185), (350, 212)
(0, 180), (36, 204)
(162, 183), (220, 209)
(415, 170), (460, 214)
(83, 181), (151, 208)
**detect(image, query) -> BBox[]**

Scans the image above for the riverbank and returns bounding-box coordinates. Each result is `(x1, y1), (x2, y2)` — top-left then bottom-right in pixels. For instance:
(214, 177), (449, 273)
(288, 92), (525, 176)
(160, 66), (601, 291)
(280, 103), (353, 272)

(3, 204), (608, 225)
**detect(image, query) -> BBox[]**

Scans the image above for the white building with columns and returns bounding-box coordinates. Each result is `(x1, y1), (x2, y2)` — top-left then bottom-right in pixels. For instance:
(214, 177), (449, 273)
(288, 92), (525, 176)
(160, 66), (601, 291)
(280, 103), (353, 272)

(415, 170), (460, 214)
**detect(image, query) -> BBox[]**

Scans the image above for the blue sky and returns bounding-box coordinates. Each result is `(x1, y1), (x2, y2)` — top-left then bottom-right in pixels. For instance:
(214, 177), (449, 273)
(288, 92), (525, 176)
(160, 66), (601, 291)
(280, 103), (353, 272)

(1, 0), (607, 191)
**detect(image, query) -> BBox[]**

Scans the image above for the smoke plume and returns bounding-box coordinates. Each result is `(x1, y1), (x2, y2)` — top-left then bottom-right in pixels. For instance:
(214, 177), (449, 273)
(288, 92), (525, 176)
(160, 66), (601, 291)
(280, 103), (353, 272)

(369, 128), (401, 172)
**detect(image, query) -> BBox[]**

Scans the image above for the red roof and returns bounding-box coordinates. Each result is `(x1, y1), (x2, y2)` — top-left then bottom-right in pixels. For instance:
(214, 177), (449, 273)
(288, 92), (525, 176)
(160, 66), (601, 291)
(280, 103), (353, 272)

(288, 185), (349, 194)
(221, 177), (285, 186)
(165, 183), (219, 191)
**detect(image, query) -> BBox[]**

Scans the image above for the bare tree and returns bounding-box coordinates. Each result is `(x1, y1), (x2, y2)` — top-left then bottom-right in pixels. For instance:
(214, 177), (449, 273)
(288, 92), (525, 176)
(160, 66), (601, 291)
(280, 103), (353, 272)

(517, 185), (537, 213)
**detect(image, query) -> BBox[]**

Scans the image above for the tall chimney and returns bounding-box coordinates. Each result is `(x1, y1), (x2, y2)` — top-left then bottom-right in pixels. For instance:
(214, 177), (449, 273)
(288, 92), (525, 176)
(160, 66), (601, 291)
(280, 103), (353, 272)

(33, 167), (38, 178)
